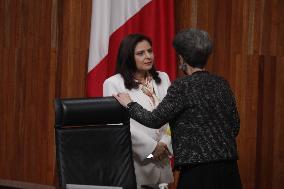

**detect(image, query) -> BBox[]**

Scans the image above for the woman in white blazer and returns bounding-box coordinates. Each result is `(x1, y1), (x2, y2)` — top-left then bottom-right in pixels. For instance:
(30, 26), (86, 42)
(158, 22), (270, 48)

(103, 34), (173, 189)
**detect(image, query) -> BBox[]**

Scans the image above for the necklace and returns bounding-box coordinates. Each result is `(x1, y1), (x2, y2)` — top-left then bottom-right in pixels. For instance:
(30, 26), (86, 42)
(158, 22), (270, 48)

(138, 77), (159, 108)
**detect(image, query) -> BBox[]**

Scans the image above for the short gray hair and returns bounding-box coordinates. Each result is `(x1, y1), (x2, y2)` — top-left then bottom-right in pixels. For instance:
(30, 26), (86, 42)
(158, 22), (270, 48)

(173, 28), (213, 68)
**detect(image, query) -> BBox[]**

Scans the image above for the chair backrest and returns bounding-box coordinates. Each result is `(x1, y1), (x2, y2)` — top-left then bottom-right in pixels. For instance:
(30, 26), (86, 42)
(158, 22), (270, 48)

(54, 97), (136, 189)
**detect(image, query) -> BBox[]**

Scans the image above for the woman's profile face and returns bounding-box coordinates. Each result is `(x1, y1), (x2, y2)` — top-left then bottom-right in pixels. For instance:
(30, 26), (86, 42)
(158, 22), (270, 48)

(134, 40), (154, 72)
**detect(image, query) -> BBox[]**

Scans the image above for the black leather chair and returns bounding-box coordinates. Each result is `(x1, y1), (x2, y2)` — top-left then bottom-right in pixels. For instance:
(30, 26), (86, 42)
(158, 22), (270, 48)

(54, 97), (137, 189)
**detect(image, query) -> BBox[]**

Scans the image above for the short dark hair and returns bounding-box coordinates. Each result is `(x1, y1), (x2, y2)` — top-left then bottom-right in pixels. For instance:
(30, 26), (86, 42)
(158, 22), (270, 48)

(173, 28), (213, 68)
(116, 34), (161, 90)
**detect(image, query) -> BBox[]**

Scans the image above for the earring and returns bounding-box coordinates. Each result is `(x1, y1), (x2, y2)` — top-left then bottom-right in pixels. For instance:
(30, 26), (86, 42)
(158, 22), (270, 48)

(179, 63), (187, 71)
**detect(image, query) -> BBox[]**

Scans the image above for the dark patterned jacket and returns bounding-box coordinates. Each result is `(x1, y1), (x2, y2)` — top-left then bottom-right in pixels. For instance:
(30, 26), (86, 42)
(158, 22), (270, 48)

(128, 71), (240, 168)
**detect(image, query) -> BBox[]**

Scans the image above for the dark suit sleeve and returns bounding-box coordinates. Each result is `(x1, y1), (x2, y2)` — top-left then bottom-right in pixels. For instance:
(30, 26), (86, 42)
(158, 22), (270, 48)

(128, 80), (186, 129)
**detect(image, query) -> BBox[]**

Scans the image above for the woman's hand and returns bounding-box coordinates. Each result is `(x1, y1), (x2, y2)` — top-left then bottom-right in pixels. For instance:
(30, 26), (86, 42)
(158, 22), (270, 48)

(113, 93), (133, 108)
(152, 141), (169, 161)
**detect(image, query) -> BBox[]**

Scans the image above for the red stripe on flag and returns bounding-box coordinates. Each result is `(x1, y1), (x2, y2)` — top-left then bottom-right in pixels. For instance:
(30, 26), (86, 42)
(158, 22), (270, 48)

(87, 0), (176, 97)
(87, 56), (109, 97)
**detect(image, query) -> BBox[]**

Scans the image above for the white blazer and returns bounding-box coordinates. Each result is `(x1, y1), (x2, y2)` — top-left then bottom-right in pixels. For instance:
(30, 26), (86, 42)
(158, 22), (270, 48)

(103, 71), (174, 186)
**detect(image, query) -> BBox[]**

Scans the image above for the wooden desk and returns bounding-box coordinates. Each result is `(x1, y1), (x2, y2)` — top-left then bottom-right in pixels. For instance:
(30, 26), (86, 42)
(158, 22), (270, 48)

(0, 179), (55, 189)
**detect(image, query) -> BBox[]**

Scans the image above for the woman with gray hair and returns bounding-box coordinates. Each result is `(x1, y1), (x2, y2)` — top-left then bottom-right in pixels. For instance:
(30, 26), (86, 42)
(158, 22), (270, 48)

(114, 28), (242, 189)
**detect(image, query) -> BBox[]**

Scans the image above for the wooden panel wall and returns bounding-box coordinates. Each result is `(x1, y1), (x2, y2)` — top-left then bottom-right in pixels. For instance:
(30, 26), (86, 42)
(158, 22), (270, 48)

(175, 0), (284, 188)
(0, 0), (91, 185)
(0, 0), (283, 189)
